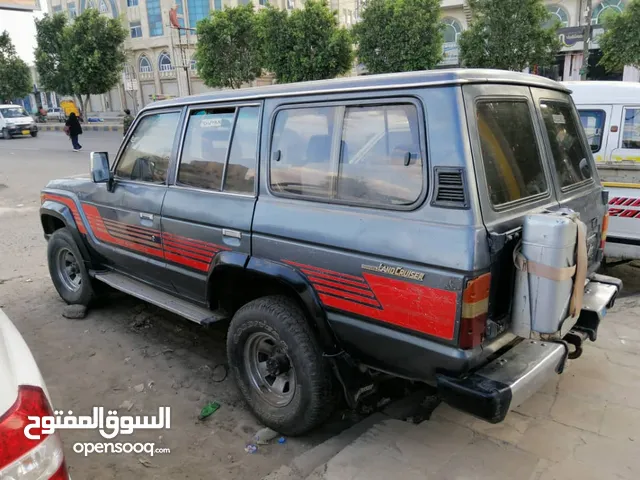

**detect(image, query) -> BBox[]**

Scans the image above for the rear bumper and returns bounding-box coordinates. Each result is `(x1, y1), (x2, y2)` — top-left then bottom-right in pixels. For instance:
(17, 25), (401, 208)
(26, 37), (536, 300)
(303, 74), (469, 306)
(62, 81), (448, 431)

(436, 274), (621, 423)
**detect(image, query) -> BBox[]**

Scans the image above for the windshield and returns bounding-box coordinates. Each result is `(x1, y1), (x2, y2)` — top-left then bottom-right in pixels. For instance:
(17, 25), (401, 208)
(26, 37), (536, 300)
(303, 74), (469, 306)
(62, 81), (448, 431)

(0, 107), (29, 118)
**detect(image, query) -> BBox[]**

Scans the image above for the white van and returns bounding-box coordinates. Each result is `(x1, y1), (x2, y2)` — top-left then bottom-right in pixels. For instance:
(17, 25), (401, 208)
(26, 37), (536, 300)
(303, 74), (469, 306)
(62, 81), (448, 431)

(0, 104), (38, 139)
(565, 81), (640, 261)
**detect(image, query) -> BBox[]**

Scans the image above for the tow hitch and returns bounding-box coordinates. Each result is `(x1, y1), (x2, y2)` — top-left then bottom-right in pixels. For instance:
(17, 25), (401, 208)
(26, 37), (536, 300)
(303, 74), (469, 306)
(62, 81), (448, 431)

(564, 330), (589, 359)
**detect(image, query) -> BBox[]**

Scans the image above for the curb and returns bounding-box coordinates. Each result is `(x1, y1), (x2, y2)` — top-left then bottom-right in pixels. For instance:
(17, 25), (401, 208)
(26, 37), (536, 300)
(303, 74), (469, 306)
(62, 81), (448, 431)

(38, 125), (123, 132)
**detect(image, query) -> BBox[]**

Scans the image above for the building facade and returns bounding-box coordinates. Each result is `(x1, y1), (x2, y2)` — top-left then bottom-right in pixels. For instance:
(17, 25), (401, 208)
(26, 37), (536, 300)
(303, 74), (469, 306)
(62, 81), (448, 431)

(45, 0), (639, 113)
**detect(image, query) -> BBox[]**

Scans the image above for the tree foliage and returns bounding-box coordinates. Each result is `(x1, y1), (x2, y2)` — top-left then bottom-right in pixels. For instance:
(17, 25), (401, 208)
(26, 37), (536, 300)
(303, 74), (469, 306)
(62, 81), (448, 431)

(0, 31), (32, 103)
(599, 0), (640, 71)
(35, 10), (127, 115)
(459, 0), (559, 71)
(353, 0), (443, 74)
(195, 4), (263, 89)
(259, 0), (353, 83)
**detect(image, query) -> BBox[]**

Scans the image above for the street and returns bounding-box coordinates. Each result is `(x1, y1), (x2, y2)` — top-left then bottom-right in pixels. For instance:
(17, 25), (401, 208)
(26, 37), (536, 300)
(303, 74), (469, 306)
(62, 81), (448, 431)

(3, 132), (640, 479)
(0, 132), (329, 480)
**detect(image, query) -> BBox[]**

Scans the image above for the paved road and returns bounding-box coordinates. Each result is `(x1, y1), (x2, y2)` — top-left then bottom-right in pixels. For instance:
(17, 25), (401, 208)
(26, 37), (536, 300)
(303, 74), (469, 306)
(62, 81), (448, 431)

(0, 132), (330, 480)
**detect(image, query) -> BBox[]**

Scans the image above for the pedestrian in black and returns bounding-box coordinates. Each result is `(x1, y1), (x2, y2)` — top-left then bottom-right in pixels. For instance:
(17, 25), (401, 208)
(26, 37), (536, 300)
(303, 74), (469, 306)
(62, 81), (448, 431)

(65, 112), (83, 151)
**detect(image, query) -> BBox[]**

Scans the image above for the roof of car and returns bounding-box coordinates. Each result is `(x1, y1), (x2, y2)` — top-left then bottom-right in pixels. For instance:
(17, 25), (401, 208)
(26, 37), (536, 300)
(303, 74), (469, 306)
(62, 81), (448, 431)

(144, 69), (569, 112)
(563, 81), (640, 105)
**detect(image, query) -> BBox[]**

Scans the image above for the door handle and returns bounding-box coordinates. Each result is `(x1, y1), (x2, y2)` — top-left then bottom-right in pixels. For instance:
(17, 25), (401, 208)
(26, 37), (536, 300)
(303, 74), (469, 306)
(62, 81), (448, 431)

(139, 212), (154, 221)
(222, 228), (242, 240)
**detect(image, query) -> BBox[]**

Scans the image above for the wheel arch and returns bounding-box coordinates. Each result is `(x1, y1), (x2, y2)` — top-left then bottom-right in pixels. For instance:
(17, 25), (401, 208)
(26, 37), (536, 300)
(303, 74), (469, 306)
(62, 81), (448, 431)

(40, 203), (92, 264)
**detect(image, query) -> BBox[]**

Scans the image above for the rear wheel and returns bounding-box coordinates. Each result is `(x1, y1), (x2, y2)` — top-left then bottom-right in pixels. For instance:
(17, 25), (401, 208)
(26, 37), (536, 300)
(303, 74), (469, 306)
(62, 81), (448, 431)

(227, 296), (336, 436)
(47, 228), (93, 305)
(30, 131), (38, 137)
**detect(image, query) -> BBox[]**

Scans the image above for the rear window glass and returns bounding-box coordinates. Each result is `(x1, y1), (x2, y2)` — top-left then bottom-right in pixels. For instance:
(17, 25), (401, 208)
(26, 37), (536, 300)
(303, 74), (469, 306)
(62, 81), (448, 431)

(623, 108), (640, 149)
(476, 100), (547, 206)
(540, 101), (593, 188)
(579, 109), (606, 153)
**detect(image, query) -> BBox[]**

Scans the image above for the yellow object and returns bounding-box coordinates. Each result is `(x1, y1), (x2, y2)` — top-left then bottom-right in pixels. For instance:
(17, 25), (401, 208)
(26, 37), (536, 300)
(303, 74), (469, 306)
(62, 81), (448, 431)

(602, 182), (640, 189)
(60, 100), (80, 118)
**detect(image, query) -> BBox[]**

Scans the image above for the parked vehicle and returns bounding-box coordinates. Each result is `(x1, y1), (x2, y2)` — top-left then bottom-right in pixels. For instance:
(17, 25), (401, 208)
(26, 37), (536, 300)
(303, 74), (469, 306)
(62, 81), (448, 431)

(566, 81), (640, 261)
(40, 70), (621, 435)
(59, 100), (80, 120)
(0, 104), (38, 139)
(47, 107), (67, 122)
(0, 308), (70, 479)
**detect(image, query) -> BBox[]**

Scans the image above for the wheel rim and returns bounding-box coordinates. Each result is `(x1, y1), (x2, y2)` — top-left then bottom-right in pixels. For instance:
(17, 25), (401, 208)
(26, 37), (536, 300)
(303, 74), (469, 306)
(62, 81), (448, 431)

(56, 247), (82, 292)
(244, 332), (296, 407)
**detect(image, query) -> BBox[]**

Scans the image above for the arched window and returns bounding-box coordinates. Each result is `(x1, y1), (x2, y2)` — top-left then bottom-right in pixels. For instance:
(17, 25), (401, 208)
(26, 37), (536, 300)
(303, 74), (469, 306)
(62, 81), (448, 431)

(139, 55), (152, 73)
(158, 52), (173, 72)
(592, 0), (625, 25)
(544, 4), (570, 28)
(99, 0), (108, 13)
(442, 17), (463, 44)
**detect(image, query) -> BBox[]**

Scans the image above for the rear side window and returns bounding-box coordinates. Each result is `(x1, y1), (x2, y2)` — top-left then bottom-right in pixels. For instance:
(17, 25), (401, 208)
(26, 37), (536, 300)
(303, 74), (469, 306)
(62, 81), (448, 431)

(476, 100), (547, 206)
(540, 101), (593, 188)
(270, 103), (423, 207)
(622, 108), (640, 149)
(579, 109), (606, 153)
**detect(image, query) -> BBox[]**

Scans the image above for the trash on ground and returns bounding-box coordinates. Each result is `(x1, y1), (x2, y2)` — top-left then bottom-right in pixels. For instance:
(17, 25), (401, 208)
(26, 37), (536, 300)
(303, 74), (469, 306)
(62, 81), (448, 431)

(244, 444), (258, 454)
(198, 401), (221, 420)
(138, 457), (153, 468)
(133, 383), (145, 393)
(254, 427), (279, 445)
(278, 437), (287, 444)
(119, 400), (134, 411)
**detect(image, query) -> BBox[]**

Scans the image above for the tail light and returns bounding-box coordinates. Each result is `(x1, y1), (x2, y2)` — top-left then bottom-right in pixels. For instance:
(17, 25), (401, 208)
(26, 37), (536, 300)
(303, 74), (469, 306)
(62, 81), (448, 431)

(600, 212), (609, 249)
(460, 273), (491, 349)
(0, 385), (69, 479)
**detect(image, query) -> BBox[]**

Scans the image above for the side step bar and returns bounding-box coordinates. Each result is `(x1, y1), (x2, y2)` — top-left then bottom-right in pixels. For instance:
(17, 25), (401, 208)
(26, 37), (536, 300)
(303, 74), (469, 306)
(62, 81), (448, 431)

(93, 271), (228, 326)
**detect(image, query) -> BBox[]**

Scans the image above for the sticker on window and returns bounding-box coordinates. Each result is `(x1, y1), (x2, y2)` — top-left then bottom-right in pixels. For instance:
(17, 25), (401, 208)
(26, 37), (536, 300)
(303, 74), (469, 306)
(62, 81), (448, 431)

(200, 118), (224, 128)
(552, 114), (566, 124)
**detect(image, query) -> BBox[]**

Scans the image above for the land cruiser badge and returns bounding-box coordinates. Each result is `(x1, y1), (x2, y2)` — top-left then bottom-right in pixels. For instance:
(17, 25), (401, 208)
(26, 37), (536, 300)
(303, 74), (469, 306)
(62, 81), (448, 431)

(361, 263), (425, 282)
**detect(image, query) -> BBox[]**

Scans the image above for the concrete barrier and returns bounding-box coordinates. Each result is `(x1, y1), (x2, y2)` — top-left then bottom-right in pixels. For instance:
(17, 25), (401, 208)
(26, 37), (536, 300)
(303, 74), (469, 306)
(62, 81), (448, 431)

(39, 124), (123, 132)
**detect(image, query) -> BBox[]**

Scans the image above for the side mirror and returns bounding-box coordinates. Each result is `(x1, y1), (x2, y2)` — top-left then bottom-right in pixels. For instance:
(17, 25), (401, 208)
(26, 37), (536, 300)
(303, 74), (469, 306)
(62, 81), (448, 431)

(90, 152), (113, 189)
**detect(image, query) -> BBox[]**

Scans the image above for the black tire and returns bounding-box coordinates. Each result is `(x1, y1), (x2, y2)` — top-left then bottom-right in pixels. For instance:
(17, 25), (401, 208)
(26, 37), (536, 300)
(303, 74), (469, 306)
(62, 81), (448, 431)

(30, 131), (38, 137)
(2, 128), (11, 140)
(227, 295), (336, 436)
(47, 228), (93, 306)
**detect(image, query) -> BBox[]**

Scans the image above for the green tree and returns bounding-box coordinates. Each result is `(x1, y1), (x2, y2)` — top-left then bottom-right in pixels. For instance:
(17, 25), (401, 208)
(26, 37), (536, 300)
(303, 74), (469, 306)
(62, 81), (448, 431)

(459, 0), (559, 71)
(0, 31), (32, 103)
(35, 10), (127, 116)
(353, 0), (443, 74)
(195, 4), (263, 89)
(599, 0), (640, 71)
(259, 0), (353, 83)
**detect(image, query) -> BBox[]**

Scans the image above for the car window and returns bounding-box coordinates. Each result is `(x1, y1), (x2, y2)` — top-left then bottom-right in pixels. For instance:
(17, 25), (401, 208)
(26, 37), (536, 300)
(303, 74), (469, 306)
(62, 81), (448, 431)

(178, 109), (235, 190)
(622, 108), (640, 149)
(476, 100), (547, 206)
(540, 101), (593, 188)
(224, 107), (260, 194)
(0, 107), (28, 118)
(270, 106), (338, 199)
(115, 112), (180, 184)
(579, 110), (606, 153)
(339, 104), (422, 205)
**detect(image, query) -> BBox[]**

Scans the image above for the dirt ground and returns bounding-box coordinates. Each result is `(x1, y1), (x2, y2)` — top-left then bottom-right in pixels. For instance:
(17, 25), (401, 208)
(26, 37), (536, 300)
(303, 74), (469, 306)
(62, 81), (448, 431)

(0, 133), (340, 480)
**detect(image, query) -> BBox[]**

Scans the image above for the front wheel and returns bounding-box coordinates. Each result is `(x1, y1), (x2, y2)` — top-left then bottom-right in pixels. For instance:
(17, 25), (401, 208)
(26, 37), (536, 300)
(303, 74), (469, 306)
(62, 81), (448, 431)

(30, 131), (38, 137)
(2, 128), (11, 140)
(47, 228), (93, 305)
(227, 296), (336, 436)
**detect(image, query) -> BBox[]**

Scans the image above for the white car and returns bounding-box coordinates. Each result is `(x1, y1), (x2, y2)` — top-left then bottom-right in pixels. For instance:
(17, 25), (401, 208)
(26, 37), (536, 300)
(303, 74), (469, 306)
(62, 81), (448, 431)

(0, 104), (38, 139)
(0, 308), (70, 479)
(46, 108), (66, 123)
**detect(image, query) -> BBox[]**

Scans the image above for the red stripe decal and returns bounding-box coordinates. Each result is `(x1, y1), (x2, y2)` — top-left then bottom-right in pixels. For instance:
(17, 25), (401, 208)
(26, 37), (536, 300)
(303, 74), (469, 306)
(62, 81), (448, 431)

(163, 232), (229, 251)
(283, 260), (366, 283)
(162, 237), (219, 256)
(102, 217), (159, 234)
(308, 275), (375, 297)
(314, 285), (381, 306)
(42, 194), (87, 234)
(164, 251), (209, 272)
(164, 244), (213, 263)
(300, 269), (369, 288)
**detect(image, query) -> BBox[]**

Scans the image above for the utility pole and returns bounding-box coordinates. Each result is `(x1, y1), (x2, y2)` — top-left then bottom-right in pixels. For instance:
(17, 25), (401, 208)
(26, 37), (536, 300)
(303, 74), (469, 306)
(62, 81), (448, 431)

(581, 0), (592, 80)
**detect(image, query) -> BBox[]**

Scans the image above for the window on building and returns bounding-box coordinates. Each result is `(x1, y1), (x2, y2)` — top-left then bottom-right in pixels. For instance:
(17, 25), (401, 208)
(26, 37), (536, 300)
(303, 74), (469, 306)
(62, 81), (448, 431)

(286, 0), (294, 9)
(592, 0), (625, 25)
(578, 109), (606, 153)
(146, 0), (163, 36)
(99, 0), (109, 13)
(127, 0), (138, 6)
(544, 4), (570, 28)
(52, 4), (62, 12)
(139, 55), (152, 73)
(270, 103), (423, 207)
(442, 17), (463, 43)
(190, 58), (197, 71)
(176, 0), (186, 27)
(178, 106), (260, 193)
(622, 108), (640, 149)
(67, 2), (77, 18)
(158, 52), (173, 71)
(476, 100), (547, 206)
(539, 101), (593, 188)
(130, 21), (142, 38)
(213, 0), (222, 9)
(115, 113), (181, 184)
(188, 0), (210, 29)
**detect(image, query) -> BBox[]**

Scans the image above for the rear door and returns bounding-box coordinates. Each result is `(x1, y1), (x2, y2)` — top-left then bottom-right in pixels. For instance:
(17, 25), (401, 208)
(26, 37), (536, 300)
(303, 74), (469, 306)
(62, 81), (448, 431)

(160, 102), (261, 303)
(531, 87), (605, 270)
(610, 105), (640, 163)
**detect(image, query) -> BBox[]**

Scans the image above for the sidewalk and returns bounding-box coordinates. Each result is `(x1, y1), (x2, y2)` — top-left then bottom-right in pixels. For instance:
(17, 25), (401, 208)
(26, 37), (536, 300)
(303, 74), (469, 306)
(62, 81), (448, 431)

(268, 292), (640, 480)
